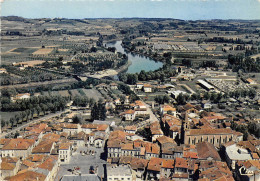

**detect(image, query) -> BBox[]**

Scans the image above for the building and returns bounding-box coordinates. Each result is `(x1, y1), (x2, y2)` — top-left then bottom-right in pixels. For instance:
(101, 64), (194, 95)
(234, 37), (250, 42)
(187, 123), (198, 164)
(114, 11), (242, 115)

(1, 138), (35, 159)
(124, 110), (136, 121)
(11, 93), (30, 102)
(197, 79), (214, 91)
(196, 141), (221, 161)
(143, 84), (153, 93)
(61, 174), (101, 181)
(237, 160), (260, 181)
(8, 170), (47, 181)
(160, 105), (177, 117)
(107, 164), (132, 181)
(124, 125), (137, 134)
(224, 142), (253, 170)
(61, 123), (81, 135)
(184, 128), (243, 148)
(0, 157), (21, 180)
(59, 143), (72, 163)
(136, 82), (144, 90)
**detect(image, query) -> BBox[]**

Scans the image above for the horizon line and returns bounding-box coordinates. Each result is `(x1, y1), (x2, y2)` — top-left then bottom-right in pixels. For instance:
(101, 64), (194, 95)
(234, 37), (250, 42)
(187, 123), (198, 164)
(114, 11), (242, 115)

(2, 15), (260, 21)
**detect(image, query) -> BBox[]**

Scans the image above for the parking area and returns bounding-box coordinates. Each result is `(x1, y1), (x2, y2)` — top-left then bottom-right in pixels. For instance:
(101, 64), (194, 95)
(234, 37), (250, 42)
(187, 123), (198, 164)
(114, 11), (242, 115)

(55, 146), (107, 181)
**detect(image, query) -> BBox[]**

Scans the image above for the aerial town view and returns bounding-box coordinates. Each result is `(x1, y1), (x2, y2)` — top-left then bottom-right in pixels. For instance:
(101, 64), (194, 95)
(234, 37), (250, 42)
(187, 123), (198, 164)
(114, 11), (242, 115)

(0, 0), (260, 181)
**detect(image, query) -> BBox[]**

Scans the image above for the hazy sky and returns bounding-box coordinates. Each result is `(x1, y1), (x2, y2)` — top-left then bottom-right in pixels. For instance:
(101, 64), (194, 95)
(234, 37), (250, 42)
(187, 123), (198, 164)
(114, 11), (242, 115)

(1, 0), (260, 20)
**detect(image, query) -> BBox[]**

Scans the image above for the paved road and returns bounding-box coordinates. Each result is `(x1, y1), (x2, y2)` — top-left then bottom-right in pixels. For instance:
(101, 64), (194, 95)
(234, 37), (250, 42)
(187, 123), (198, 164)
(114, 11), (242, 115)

(55, 146), (107, 181)
(136, 102), (159, 129)
(0, 110), (70, 138)
(144, 102), (159, 123)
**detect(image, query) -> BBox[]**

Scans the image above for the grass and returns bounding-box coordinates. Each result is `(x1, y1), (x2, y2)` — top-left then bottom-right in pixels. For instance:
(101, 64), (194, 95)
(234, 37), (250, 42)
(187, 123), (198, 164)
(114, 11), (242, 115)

(78, 89), (86, 96)
(11, 48), (38, 54)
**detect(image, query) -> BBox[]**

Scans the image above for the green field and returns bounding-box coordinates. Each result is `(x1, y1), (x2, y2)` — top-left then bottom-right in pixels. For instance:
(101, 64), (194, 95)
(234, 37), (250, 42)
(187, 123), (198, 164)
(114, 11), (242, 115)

(11, 48), (38, 54)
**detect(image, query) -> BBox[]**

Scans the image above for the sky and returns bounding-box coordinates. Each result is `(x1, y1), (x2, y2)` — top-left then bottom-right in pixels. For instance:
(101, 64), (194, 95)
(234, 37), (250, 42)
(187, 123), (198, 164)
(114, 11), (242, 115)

(1, 0), (260, 20)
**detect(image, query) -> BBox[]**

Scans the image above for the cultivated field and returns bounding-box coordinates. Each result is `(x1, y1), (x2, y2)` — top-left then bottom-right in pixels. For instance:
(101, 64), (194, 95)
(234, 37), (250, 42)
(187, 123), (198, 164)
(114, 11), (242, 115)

(81, 88), (103, 101)
(32, 48), (53, 55)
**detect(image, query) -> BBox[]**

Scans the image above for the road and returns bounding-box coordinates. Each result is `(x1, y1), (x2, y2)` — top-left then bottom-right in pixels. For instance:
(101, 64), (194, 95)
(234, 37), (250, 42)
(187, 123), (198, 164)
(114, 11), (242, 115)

(137, 102), (159, 129)
(0, 109), (70, 138)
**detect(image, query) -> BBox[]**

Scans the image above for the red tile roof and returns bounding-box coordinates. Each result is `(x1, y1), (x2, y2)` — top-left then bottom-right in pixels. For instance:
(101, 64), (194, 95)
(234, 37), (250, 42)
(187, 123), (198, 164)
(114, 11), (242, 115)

(2, 139), (35, 150)
(9, 170), (46, 181)
(175, 157), (188, 169)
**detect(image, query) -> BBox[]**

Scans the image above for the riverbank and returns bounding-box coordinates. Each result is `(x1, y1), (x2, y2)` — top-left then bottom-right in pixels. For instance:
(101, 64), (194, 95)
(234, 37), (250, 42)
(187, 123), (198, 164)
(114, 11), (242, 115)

(84, 59), (132, 79)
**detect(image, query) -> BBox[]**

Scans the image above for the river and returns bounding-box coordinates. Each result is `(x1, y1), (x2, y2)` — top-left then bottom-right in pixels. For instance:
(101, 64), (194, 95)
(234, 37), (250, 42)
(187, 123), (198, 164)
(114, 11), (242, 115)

(105, 41), (163, 74)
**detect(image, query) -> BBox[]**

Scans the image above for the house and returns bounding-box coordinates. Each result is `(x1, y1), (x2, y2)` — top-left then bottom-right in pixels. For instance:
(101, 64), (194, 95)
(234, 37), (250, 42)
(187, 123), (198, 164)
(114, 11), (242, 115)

(81, 124), (98, 134)
(156, 136), (176, 150)
(8, 170), (47, 181)
(0, 68), (7, 74)
(163, 115), (182, 139)
(134, 100), (148, 116)
(136, 82), (144, 90)
(32, 140), (55, 155)
(147, 158), (175, 180)
(124, 110), (136, 121)
(129, 157), (148, 181)
(143, 84), (153, 93)
(70, 131), (88, 147)
(170, 77), (178, 82)
(0, 157), (21, 180)
(110, 82), (118, 89)
(160, 105), (177, 117)
(201, 101), (212, 109)
(1, 138), (35, 159)
(196, 141), (221, 161)
(114, 98), (121, 106)
(147, 157), (164, 180)
(246, 78), (256, 85)
(237, 160), (260, 181)
(35, 155), (59, 181)
(61, 123), (81, 135)
(161, 159), (175, 178)
(124, 125), (137, 134)
(150, 122), (164, 142)
(89, 131), (107, 147)
(223, 142), (253, 170)
(198, 160), (234, 181)
(174, 157), (191, 174)
(59, 143), (72, 163)
(107, 131), (127, 158)
(94, 136), (105, 148)
(11, 93), (30, 102)
(107, 164), (132, 181)
(61, 174), (101, 181)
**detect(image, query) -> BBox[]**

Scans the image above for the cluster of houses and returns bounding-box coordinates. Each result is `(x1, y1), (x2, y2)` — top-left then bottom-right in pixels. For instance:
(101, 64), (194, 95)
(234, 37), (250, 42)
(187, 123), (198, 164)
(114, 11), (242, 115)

(1, 99), (260, 181)
(0, 121), (109, 181)
(105, 102), (259, 181)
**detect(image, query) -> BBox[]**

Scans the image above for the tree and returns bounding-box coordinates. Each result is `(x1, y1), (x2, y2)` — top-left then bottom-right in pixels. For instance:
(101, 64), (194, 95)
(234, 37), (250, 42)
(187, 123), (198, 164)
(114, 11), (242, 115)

(1, 119), (6, 128)
(72, 115), (82, 124)
(91, 103), (99, 121)
(10, 117), (15, 127)
(176, 93), (186, 105)
(14, 132), (20, 138)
